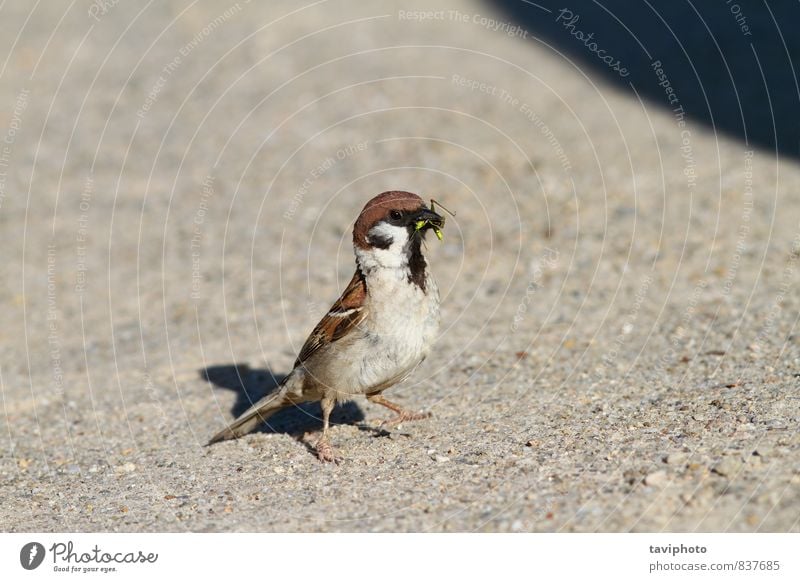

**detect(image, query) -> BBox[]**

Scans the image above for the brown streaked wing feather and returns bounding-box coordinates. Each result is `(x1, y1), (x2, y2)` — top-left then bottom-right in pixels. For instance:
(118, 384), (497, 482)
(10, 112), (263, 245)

(294, 269), (368, 366)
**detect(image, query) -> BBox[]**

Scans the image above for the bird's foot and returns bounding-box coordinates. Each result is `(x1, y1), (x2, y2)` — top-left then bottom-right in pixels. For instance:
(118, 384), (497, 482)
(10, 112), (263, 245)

(380, 410), (432, 428)
(316, 437), (340, 463)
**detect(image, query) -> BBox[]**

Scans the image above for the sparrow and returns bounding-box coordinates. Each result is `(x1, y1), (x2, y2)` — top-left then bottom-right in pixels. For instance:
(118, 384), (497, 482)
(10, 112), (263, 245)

(209, 190), (446, 462)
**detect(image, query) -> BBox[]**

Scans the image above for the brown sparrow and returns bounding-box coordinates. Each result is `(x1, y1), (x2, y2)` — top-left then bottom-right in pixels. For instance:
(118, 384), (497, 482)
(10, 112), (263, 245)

(209, 191), (446, 462)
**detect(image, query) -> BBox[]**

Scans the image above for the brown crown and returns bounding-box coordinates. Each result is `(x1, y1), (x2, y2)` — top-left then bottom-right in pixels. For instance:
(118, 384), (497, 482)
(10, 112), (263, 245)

(353, 191), (425, 249)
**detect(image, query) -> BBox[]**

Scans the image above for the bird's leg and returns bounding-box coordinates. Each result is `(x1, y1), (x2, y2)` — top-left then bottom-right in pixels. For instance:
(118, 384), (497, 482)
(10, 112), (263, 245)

(316, 397), (339, 463)
(367, 394), (431, 427)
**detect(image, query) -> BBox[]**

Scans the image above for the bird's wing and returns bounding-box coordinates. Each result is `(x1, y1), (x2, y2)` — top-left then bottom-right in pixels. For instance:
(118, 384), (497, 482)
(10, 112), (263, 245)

(294, 268), (368, 366)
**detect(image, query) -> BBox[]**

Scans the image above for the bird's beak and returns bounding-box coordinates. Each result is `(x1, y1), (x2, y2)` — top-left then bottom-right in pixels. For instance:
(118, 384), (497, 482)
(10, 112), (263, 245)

(412, 207), (445, 240)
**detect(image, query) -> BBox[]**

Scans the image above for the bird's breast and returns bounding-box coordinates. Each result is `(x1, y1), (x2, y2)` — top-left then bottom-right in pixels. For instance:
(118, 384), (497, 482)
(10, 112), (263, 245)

(356, 271), (441, 391)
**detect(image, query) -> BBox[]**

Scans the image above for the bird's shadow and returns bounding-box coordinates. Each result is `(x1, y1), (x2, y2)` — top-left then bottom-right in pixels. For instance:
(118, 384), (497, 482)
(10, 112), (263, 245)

(200, 363), (367, 437)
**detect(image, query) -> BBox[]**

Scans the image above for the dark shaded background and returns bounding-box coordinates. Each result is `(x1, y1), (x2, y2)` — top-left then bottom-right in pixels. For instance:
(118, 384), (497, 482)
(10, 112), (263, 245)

(490, 0), (800, 158)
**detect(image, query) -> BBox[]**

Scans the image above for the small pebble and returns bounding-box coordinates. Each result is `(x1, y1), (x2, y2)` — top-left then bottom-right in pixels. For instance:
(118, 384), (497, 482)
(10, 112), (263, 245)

(665, 453), (688, 465)
(644, 470), (668, 487)
(753, 447), (775, 459)
(712, 458), (740, 477)
(766, 420), (787, 430)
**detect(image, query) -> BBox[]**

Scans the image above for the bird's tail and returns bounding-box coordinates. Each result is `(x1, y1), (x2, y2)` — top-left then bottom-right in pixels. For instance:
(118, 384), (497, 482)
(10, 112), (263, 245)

(207, 371), (302, 445)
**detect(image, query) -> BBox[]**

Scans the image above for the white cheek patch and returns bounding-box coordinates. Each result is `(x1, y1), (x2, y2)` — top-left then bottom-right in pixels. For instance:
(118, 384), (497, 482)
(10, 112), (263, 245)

(365, 222), (395, 249)
(359, 222), (411, 270)
(366, 222), (409, 251)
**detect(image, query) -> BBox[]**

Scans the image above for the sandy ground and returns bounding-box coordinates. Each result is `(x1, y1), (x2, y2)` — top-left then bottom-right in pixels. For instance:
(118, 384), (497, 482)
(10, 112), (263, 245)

(1, 0), (799, 532)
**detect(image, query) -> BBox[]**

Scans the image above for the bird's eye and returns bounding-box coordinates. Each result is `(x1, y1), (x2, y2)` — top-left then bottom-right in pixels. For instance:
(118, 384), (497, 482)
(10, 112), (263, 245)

(389, 210), (402, 221)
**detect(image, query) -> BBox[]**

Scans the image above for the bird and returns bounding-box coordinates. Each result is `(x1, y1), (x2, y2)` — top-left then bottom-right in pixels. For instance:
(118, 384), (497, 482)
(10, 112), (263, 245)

(208, 190), (447, 462)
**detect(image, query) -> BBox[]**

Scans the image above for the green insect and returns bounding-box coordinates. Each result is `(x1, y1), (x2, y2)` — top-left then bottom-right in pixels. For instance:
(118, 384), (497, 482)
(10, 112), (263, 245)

(414, 199), (456, 241)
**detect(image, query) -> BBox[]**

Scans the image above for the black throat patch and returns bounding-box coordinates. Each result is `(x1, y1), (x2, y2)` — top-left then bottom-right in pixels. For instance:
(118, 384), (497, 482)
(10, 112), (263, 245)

(407, 233), (427, 291)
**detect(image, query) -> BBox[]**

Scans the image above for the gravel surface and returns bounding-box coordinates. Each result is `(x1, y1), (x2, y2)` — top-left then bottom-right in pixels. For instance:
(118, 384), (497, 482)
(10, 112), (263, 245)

(1, 0), (799, 532)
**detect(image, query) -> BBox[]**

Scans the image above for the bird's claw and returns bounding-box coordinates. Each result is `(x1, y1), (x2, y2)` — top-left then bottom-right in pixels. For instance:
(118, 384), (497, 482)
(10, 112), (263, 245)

(316, 438), (340, 464)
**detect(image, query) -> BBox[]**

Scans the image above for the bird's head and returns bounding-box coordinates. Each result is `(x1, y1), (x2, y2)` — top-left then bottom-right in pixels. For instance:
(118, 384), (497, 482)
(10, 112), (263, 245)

(353, 191), (445, 270)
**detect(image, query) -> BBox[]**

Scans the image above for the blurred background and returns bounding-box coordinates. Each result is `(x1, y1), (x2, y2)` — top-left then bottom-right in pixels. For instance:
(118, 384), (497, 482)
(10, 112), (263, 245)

(1, 0), (799, 532)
